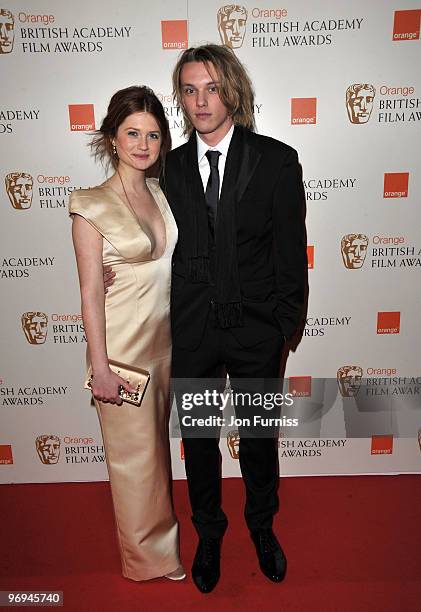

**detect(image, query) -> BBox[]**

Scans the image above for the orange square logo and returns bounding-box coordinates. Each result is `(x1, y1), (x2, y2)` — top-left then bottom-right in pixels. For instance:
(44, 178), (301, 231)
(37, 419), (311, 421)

(393, 10), (421, 41)
(384, 172), (409, 198)
(68, 104), (95, 132)
(289, 376), (312, 397)
(0, 444), (13, 465)
(291, 98), (317, 125)
(377, 312), (400, 334)
(180, 440), (184, 460)
(307, 245), (314, 269)
(371, 435), (393, 455)
(161, 20), (188, 50)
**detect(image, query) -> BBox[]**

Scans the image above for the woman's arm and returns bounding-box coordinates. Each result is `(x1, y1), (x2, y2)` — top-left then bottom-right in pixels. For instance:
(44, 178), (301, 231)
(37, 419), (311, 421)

(72, 214), (133, 404)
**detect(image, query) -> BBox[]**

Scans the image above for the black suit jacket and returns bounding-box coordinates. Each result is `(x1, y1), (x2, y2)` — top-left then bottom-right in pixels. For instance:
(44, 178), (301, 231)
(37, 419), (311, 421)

(163, 125), (307, 350)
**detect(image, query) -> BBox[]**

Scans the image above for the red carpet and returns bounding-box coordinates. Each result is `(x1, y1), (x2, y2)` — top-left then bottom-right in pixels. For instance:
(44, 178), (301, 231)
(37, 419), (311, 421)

(0, 476), (420, 611)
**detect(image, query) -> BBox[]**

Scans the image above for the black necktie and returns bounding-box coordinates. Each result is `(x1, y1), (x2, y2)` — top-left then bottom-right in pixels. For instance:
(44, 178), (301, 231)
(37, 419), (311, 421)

(205, 150), (221, 233)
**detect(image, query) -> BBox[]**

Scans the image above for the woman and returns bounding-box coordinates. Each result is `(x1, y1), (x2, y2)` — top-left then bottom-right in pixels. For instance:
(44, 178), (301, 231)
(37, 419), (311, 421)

(69, 86), (184, 582)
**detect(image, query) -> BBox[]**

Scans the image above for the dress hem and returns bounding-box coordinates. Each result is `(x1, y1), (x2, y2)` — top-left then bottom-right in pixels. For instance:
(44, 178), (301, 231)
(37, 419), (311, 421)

(122, 558), (183, 582)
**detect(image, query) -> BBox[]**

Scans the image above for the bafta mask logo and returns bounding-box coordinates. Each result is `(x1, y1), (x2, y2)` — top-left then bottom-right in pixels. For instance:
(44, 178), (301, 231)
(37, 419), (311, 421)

(418, 427), (421, 453)
(0, 9), (14, 54)
(346, 84), (376, 124)
(227, 430), (240, 459)
(217, 5), (247, 49)
(21, 312), (48, 345)
(341, 234), (369, 269)
(337, 366), (363, 397)
(36, 435), (61, 465)
(5, 172), (33, 210)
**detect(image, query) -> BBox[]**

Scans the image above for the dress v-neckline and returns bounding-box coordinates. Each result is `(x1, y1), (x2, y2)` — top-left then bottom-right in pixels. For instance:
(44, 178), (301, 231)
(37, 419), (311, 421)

(101, 181), (168, 261)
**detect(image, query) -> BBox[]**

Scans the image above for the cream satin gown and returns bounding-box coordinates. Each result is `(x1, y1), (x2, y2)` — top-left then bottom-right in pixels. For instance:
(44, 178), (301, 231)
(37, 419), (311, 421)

(69, 178), (180, 581)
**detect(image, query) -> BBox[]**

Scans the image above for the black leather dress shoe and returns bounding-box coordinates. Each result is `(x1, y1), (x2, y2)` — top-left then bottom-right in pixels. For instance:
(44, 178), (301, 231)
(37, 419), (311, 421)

(191, 537), (222, 593)
(251, 528), (287, 582)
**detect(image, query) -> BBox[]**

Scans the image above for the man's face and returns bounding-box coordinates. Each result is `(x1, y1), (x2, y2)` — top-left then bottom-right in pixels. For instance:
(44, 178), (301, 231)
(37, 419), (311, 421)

(0, 12), (14, 54)
(338, 368), (363, 397)
(227, 431), (240, 459)
(219, 9), (247, 48)
(36, 437), (60, 464)
(180, 61), (233, 145)
(22, 313), (48, 344)
(342, 237), (368, 269)
(347, 87), (375, 124)
(6, 175), (33, 209)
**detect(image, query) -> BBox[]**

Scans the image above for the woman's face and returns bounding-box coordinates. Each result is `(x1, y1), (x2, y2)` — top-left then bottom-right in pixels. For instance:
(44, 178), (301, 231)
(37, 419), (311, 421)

(113, 111), (161, 173)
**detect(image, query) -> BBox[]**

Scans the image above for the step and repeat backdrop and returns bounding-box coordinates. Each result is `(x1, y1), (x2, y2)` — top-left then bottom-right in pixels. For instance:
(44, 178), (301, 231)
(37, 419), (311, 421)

(1, 1), (420, 483)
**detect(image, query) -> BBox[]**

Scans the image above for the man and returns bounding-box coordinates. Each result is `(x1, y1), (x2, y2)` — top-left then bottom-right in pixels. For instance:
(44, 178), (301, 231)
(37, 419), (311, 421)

(165, 44), (307, 593)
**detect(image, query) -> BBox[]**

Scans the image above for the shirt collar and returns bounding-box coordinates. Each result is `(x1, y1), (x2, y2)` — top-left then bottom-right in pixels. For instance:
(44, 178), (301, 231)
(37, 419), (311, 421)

(197, 124), (235, 163)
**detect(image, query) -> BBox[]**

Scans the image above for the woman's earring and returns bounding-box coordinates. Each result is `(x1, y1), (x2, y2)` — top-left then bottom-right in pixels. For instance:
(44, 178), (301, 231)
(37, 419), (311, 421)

(112, 142), (117, 157)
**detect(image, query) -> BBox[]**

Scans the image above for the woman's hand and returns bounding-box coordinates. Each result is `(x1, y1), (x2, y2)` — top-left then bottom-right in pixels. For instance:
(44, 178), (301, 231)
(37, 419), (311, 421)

(91, 368), (136, 405)
(103, 265), (116, 294)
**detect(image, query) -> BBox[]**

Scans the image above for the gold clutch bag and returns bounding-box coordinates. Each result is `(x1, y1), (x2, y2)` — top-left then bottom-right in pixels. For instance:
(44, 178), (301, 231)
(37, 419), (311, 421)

(84, 359), (150, 406)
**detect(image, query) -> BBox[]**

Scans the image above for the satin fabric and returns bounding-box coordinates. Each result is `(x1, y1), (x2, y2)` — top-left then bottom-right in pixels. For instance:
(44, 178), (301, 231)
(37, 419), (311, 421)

(69, 179), (180, 581)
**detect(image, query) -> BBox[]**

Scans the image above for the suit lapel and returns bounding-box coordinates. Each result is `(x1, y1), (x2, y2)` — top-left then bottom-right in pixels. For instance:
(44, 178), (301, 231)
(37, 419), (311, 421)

(220, 126), (261, 207)
(179, 127), (261, 257)
(182, 131), (209, 258)
(184, 132), (207, 208)
(182, 126), (261, 209)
